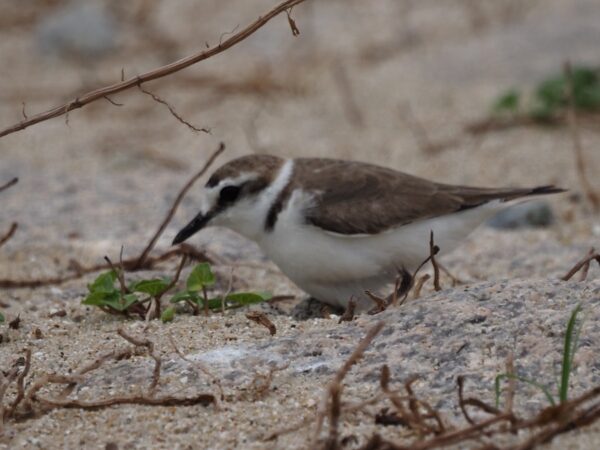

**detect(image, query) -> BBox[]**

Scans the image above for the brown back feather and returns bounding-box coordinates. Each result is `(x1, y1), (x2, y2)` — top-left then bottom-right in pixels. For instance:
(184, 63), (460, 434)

(292, 158), (563, 235)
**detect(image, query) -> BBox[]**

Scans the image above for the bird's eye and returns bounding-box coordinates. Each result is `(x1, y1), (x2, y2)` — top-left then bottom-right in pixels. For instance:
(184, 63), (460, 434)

(218, 185), (241, 205)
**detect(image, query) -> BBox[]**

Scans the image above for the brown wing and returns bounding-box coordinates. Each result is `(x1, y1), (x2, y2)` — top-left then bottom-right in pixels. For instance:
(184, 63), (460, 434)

(293, 158), (563, 235)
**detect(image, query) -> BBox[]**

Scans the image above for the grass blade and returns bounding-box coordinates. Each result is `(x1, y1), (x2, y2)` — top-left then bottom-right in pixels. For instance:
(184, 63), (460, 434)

(560, 303), (583, 403)
(495, 373), (556, 407)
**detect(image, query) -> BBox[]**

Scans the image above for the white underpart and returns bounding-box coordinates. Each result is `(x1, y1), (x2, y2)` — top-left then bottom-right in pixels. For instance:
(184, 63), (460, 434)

(207, 161), (517, 310)
(260, 195), (509, 310)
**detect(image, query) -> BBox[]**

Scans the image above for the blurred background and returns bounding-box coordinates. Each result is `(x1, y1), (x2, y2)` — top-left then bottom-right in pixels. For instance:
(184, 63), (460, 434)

(0, 0), (599, 276)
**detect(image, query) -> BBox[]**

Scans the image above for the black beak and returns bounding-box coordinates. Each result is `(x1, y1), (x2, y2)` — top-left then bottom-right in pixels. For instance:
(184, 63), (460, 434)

(172, 211), (212, 245)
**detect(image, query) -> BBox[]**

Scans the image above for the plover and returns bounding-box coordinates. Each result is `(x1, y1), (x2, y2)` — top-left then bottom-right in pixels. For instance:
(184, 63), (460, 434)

(173, 155), (563, 310)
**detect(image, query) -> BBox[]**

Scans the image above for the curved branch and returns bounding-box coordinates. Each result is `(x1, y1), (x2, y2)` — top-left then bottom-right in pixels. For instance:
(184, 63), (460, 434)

(0, 0), (308, 139)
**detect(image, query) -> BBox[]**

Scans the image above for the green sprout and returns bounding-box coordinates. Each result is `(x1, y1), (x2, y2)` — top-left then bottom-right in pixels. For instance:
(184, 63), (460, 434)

(82, 262), (270, 321)
(491, 65), (600, 122)
(495, 303), (584, 407)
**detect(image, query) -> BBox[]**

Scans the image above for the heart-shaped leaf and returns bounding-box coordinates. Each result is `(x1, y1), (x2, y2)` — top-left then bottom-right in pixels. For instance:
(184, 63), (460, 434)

(186, 263), (215, 292)
(88, 271), (118, 294)
(131, 278), (171, 297)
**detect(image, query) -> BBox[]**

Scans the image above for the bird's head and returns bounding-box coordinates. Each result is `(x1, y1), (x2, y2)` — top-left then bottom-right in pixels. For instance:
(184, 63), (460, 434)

(172, 154), (285, 245)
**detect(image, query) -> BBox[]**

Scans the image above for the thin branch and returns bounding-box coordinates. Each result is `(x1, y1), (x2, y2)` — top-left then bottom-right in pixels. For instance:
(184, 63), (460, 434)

(0, 244), (210, 288)
(59, 348), (135, 399)
(0, 223), (17, 248)
(0, 177), (18, 193)
(286, 8), (301, 36)
(313, 322), (385, 446)
(246, 311), (277, 336)
(561, 247), (600, 281)
(35, 392), (214, 409)
(134, 142), (225, 269)
(4, 349), (31, 418)
(0, 0), (309, 139)
(104, 253), (128, 295)
(117, 329), (161, 393)
(103, 95), (123, 107)
(564, 62), (600, 212)
(365, 290), (388, 314)
(413, 274), (430, 299)
(138, 85), (209, 133)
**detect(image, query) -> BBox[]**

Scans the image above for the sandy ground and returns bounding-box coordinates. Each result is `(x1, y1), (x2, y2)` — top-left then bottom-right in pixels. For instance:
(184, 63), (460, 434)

(1, 0), (600, 449)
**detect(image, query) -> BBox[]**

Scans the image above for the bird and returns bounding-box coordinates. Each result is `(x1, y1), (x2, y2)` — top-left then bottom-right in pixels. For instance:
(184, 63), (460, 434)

(172, 155), (564, 311)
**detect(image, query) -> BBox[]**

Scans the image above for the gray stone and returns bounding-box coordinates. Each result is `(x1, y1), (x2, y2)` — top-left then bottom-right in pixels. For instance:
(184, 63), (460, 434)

(487, 201), (555, 229)
(36, 3), (117, 59)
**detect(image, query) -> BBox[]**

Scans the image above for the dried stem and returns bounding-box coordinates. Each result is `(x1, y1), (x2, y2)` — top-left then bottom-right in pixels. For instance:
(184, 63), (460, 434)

(412, 274), (430, 299)
(0, 177), (18, 193)
(0, 223), (17, 248)
(138, 85), (210, 133)
(246, 311), (277, 336)
(117, 329), (161, 393)
(314, 321), (385, 447)
(564, 62), (600, 211)
(0, 0), (309, 138)
(562, 247), (600, 281)
(134, 142), (225, 269)
(35, 392), (214, 409)
(104, 253), (128, 295)
(0, 244), (209, 289)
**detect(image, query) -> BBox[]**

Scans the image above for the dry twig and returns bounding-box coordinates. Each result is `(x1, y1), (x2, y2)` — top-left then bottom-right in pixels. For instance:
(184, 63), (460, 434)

(561, 247), (600, 281)
(564, 62), (600, 212)
(0, 223), (17, 249)
(138, 85), (210, 133)
(0, 244), (208, 289)
(412, 274), (430, 299)
(315, 322), (385, 448)
(246, 311), (277, 336)
(117, 329), (161, 393)
(135, 142), (225, 268)
(0, 0), (309, 138)
(0, 177), (18, 193)
(365, 291), (388, 315)
(0, 143), (221, 289)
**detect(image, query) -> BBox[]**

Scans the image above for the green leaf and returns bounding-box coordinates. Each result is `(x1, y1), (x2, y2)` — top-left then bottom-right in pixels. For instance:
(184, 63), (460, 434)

(131, 278), (171, 297)
(226, 292), (271, 306)
(0, 312), (5, 323)
(207, 292), (272, 310)
(161, 306), (176, 323)
(82, 291), (139, 312)
(82, 290), (120, 307)
(113, 294), (140, 312)
(493, 89), (520, 113)
(88, 271), (118, 293)
(170, 291), (201, 304)
(559, 303), (583, 403)
(186, 263), (215, 292)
